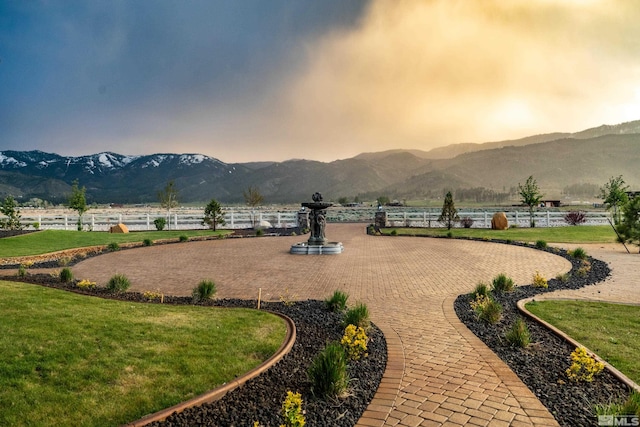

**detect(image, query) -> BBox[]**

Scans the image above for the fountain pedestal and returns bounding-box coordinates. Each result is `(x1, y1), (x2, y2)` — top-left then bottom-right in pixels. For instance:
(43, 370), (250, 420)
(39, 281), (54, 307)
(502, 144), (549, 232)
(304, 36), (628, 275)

(290, 194), (343, 255)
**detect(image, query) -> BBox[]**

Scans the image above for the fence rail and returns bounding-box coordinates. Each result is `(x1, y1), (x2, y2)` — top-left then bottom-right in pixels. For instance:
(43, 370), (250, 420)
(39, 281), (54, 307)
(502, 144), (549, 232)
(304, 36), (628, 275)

(10, 207), (611, 231)
(384, 210), (611, 228)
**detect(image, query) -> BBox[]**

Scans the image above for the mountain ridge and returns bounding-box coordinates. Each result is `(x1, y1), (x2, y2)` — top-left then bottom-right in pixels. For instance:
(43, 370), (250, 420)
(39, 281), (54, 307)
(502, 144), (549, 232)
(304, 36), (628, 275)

(2, 119), (639, 204)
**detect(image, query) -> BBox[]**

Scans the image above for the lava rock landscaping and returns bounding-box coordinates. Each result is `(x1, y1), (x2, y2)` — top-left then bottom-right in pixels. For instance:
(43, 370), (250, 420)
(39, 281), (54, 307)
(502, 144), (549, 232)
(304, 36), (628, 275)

(455, 245), (631, 427)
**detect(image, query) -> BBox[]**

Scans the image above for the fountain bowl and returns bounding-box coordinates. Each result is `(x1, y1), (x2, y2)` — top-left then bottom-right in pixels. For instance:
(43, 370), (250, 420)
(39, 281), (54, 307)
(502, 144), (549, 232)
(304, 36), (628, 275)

(290, 241), (344, 255)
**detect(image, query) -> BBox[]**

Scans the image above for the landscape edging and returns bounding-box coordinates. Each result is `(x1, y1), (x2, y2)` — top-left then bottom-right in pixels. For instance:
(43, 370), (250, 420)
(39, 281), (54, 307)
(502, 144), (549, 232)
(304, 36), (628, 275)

(123, 310), (297, 427)
(517, 297), (640, 393)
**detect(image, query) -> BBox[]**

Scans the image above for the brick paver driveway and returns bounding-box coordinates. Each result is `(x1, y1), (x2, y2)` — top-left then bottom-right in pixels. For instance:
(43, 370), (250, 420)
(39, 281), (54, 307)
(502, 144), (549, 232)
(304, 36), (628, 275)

(73, 223), (571, 426)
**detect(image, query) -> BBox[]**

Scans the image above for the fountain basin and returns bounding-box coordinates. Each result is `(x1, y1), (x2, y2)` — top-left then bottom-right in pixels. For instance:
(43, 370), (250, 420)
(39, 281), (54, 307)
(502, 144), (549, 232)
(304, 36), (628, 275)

(290, 242), (344, 255)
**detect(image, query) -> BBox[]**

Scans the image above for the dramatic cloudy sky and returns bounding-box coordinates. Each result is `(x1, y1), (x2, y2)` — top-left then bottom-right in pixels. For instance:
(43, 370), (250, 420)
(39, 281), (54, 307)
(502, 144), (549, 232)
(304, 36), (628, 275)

(2, 1), (640, 163)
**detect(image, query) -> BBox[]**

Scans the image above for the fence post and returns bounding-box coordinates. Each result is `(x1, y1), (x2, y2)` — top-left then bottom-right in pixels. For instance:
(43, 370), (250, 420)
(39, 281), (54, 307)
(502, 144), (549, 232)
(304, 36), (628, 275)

(230, 212), (234, 228)
(277, 212), (281, 227)
(515, 211), (519, 226)
(64, 215), (68, 230)
(547, 210), (550, 227)
(147, 213), (150, 230)
(91, 215), (95, 230)
(174, 214), (178, 229)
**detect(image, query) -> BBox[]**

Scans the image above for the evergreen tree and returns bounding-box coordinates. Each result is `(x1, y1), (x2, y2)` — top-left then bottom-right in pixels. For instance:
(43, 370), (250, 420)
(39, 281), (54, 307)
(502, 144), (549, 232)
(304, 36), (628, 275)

(202, 198), (226, 231)
(438, 191), (459, 230)
(0, 196), (23, 230)
(518, 176), (543, 228)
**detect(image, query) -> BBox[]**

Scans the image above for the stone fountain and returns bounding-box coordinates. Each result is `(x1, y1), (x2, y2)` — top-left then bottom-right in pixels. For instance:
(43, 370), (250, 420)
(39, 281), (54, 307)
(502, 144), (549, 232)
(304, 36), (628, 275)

(290, 192), (344, 255)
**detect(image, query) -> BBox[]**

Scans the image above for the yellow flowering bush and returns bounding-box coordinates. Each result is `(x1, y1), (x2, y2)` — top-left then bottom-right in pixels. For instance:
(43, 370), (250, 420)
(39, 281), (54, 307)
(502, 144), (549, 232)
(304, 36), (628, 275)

(470, 294), (502, 324)
(281, 391), (305, 427)
(341, 324), (368, 360)
(532, 271), (548, 288)
(566, 347), (604, 382)
(143, 290), (164, 302)
(76, 279), (96, 289)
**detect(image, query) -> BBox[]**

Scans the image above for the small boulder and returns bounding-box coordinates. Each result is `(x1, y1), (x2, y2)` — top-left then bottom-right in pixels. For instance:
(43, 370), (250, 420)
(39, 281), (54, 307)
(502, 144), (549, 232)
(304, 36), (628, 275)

(109, 223), (129, 233)
(491, 212), (509, 230)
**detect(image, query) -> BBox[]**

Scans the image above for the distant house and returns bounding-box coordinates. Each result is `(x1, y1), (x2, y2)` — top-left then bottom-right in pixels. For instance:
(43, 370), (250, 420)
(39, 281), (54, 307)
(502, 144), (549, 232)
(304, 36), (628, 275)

(540, 200), (561, 208)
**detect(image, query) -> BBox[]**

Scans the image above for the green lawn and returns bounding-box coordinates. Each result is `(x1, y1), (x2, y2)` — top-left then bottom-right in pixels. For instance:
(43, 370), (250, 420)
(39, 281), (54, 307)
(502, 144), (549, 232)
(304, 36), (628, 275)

(382, 225), (618, 244)
(526, 300), (640, 384)
(0, 280), (286, 427)
(0, 229), (229, 258)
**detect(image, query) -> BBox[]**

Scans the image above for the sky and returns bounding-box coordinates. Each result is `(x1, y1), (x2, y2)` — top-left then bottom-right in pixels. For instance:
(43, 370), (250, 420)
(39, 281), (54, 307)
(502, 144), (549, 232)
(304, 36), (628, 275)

(2, 0), (640, 163)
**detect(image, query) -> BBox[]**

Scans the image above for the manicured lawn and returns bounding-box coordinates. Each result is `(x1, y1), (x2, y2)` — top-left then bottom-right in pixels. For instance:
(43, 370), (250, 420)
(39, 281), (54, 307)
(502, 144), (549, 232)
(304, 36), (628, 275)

(0, 229), (229, 257)
(0, 280), (286, 427)
(526, 300), (640, 384)
(382, 225), (617, 244)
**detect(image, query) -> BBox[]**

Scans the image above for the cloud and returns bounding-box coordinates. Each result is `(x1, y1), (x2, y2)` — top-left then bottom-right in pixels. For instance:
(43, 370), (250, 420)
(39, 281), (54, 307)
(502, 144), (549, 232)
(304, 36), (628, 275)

(270, 0), (640, 160)
(3, 1), (640, 163)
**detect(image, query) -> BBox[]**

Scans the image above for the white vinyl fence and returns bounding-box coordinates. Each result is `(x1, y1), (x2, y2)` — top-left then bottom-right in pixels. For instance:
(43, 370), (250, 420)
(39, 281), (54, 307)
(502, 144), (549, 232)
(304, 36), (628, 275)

(14, 207), (611, 231)
(384, 209), (611, 228)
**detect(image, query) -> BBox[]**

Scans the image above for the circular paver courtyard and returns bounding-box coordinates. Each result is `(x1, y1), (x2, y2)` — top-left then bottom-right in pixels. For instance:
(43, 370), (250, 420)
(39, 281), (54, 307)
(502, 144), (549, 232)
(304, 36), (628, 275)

(73, 223), (572, 426)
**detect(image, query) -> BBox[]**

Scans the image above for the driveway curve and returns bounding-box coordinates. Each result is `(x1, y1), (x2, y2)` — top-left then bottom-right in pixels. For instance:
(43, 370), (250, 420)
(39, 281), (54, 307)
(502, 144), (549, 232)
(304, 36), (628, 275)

(73, 223), (571, 426)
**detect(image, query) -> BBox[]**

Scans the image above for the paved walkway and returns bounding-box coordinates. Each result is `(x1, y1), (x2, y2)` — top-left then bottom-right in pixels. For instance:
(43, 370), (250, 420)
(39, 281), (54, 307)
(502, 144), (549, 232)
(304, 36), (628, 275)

(71, 224), (580, 426)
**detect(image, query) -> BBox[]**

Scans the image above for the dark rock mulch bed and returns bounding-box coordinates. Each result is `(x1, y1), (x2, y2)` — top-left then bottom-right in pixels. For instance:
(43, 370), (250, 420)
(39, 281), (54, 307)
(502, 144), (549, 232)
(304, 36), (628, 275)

(4, 275), (386, 427)
(454, 246), (631, 427)
(0, 229), (37, 239)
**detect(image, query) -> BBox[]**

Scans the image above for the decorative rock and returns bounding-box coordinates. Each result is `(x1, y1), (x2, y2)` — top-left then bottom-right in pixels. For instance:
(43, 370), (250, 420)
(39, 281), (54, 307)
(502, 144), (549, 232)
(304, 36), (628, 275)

(491, 212), (508, 230)
(109, 223), (129, 233)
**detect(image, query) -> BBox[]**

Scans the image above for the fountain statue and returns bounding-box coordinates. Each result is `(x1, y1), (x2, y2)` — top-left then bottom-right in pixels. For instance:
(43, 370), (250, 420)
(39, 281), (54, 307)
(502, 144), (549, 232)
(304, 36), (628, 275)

(290, 192), (344, 255)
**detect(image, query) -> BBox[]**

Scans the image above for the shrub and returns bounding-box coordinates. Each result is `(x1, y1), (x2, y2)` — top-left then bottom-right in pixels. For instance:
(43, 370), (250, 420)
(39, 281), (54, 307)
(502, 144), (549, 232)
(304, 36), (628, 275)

(555, 272), (571, 283)
(532, 271), (548, 288)
(59, 267), (74, 283)
(564, 210), (587, 226)
(569, 247), (587, 260)
(566, 347), (604, 382)
(76, 279), (96, 289)
(192, 279), (216, 302)
(107, 273), (131, 292)
(179, 235), (188, 242)
(325, 290), (349, 312)
(470, 282), (490, 299)
(446, 231), (453, 238)
(308, 342), (349, 398)
(153, 217), (166, 231)
(32, 222), (40, 230)
(143, 238), (153, 246)
(491, 273), (514, 293)
(279, 288), (297, 306)
(343, 302), (370, 329)
(535, 240), (547, 249)
(107, 242), (120, 251)
(390, 229), (398, 236)
(470, 294), (502, 324)
(143, 290), (164, 302)
(281, 391), (305, 427)
(341, 324), (368, 360)
(460, 217), (474, 228)
(505, 318), (531, 348)
(58, 256), (72, 267)
(17, 264), (27, 278)
(575, 259), (592, 278)
(255, 229), (264, 237)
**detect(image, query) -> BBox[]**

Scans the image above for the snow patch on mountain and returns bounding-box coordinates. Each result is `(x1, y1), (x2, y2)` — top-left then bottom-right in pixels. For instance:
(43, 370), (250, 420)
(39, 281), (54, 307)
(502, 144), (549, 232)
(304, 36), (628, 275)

(0, 153), (26, 168)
